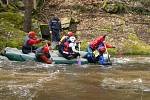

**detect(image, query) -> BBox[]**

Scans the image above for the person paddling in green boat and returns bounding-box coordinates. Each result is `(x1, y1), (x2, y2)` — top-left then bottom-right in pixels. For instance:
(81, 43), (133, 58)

(22, 31), (44, 54)
(59, 35), (80, 60)
(86, 33), (115, 65)
(35, 42), (52, 64)
(58, 32), (74, 55)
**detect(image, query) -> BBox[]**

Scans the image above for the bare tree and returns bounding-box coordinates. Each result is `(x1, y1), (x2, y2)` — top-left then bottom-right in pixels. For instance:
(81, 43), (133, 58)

(33, 0), (36, 9)
(23, 0), (33, 32)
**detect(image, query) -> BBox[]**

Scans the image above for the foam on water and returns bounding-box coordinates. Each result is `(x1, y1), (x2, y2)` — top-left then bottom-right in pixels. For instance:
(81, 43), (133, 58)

(101, 78), (150, 92)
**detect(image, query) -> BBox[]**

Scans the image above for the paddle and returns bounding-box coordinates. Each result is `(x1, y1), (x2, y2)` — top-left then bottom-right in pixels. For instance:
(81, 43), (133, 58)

(104, 42), (111, 63)
(77, 42), (81, 65)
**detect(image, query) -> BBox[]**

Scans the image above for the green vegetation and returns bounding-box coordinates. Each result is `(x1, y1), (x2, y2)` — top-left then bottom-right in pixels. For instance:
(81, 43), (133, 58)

(80, 39), (89, 51)
(0, 12), (24, 29)
(123, 34), (150, 55)
(102, 1), (126, 14)
(0, 12), (25, 50)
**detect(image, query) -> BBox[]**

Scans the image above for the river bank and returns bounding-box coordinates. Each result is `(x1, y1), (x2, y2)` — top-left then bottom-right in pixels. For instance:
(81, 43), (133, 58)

(0, 0), (150, 55)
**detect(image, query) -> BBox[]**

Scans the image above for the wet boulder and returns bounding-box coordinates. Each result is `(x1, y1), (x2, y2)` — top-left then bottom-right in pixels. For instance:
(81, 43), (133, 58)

(61, 17), (79, 33)
(61, 17), (71, 29)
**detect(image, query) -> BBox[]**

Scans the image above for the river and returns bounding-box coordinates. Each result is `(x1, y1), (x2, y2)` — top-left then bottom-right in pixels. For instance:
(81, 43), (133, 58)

(0, 56), (149, 100)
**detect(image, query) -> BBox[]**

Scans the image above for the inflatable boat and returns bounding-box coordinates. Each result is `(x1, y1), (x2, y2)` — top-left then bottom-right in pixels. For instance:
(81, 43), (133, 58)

(2, 47), (88, 64)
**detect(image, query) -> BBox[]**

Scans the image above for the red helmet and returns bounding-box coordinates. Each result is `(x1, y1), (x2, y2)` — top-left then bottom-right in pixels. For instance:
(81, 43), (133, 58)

(68, 32), (74, 37)
(98, 47), (106, 54)
(28, 31), (36, 38)
(43, 46), (49, 53)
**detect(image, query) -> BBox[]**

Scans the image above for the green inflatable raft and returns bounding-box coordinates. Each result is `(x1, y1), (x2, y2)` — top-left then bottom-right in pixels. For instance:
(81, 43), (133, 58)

(3, 47), (88, 64)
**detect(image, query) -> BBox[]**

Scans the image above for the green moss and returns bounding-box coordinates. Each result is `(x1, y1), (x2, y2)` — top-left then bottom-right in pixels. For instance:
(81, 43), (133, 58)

(0, 24), (25, 49)
(102, 1), (126, 14)
(0, 12), (25, 50)
(108, 48), (118, 55)
(0, 12), (24, 29)
(123, 34), (150, 55)
(0, 30), (25, 50)
(80, 39), (89, 51)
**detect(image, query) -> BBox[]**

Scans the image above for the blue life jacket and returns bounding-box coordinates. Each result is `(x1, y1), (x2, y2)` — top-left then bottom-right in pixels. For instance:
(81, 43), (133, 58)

(99, 55), (104, 65)
(86, 45), (96, 63)
(49, 17), (61, 30)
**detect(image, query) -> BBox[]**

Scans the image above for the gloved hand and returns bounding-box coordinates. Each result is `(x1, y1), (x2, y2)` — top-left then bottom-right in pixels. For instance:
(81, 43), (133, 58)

(49, 31), (52, 33)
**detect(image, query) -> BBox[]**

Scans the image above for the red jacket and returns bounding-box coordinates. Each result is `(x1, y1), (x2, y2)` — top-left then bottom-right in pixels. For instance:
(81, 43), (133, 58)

(23, 36), (41, 49)
(105, 43), (113, 48)
(63, 42), (70, 52)
(28, 39), (41, 45)
(90, 36), (105, 50)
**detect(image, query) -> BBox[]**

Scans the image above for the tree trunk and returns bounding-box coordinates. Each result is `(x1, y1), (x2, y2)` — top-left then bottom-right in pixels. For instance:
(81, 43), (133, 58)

(23, 0), (33, 33)
(33, 0), (36, 9)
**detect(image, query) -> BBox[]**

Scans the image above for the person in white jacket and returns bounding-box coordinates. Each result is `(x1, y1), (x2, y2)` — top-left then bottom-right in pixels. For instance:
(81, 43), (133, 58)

(61, 36), (80, 60)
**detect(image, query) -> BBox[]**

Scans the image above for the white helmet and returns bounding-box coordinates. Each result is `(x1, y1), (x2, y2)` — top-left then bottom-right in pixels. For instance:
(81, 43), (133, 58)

(69, 36), (76, 43)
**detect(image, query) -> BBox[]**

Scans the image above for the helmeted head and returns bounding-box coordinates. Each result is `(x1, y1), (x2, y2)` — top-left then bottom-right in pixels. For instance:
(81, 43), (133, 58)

(67, 32), (74, 37)
(69, 36), (76, 43)
(98, 46), (106, 54)
(43, 46), (49, 53)
(28, 31), (36, 38)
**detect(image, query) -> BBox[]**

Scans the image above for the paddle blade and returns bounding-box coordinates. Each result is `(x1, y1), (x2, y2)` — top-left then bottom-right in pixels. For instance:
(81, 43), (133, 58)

(77, 56), (81, 65)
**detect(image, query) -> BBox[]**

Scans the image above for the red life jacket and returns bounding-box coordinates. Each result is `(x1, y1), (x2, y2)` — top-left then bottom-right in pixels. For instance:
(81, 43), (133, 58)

(63, 42), (70, 52)
(90, 36), (105, 50)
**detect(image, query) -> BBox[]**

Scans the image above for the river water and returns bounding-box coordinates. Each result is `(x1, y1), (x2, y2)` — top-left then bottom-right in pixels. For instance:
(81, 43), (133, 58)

(0, 56), (150, 100)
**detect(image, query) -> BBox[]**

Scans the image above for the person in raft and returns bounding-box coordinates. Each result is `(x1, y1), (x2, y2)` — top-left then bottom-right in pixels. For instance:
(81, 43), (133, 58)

(60, 36), (80, 60)
(86, 33), (115, 64)
(96, 41), (115, 64)
(35, 43), (52, 64)
(59, 31), (74, 45)
(22, 31), (44, 54)
(58, 31), (74, 55)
